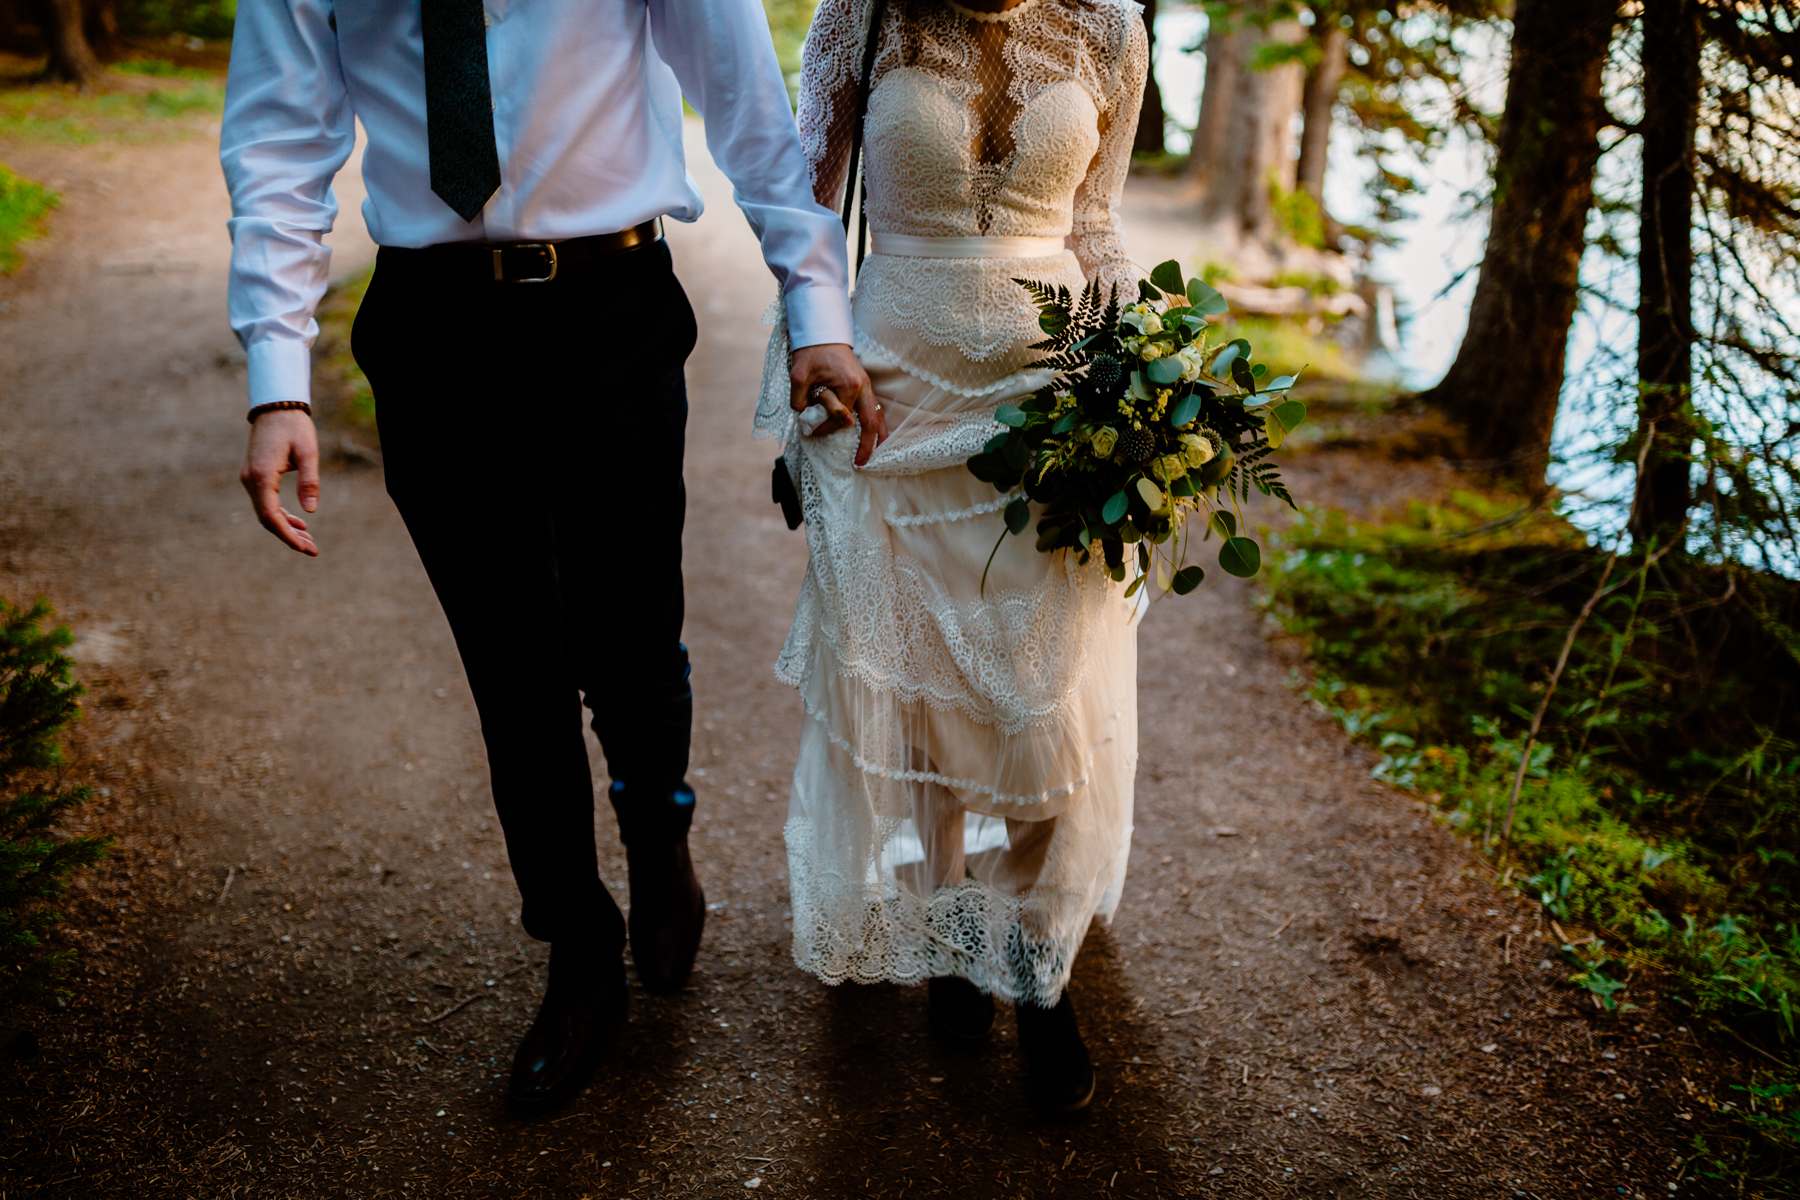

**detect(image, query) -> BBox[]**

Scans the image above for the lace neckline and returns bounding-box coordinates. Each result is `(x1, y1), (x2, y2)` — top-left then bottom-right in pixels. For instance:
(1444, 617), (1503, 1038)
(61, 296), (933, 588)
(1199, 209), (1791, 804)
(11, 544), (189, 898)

(942, 0), (1046, 23)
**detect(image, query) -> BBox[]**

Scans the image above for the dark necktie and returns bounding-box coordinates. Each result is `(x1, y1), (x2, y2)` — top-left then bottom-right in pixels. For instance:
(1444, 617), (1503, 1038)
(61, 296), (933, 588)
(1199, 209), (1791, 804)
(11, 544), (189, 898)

(422, 0), (502, 222)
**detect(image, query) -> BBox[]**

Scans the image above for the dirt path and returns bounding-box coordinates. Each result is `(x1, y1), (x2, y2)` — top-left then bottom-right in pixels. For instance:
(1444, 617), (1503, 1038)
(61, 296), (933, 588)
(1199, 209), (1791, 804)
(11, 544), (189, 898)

(0, 119), (1711, 1199)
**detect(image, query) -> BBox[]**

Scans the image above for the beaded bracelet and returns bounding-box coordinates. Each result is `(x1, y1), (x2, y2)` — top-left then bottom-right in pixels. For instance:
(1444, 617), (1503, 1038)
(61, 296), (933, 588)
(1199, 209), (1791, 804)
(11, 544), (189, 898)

(247, 400), (313, 424)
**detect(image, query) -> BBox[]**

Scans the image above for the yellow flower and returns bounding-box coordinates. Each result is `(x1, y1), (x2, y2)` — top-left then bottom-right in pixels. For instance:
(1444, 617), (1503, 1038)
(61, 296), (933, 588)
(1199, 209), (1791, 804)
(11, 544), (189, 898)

(1091, 426), (1119, 457)
(1139, 341), (1169, 362)
(1152, 454), (1188, 484)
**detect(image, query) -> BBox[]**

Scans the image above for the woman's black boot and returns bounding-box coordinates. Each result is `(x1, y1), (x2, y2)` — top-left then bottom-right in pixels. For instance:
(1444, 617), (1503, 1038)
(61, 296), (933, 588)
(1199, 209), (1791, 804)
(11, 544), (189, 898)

(1015, 990), (1095, 1114)
(927, 976), (996, 1045)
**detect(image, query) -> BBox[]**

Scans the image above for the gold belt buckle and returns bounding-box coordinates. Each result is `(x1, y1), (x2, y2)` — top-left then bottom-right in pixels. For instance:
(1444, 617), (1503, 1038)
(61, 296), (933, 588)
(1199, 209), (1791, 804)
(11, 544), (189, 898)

(492, 242), (559, 284)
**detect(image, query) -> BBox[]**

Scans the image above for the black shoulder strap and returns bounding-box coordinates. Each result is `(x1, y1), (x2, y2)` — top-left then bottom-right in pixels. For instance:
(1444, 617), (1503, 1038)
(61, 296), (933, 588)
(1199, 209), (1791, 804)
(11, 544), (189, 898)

(839, 0), (890, 274)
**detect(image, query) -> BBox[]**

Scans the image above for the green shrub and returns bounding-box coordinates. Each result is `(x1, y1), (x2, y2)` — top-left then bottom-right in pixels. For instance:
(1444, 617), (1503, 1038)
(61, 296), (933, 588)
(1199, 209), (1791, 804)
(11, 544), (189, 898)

(0, 600), (110, 1011)
(1264, 494), (1800, 1179)
(1264, 494), (1800, 1010)
(119, 0), (237, 38)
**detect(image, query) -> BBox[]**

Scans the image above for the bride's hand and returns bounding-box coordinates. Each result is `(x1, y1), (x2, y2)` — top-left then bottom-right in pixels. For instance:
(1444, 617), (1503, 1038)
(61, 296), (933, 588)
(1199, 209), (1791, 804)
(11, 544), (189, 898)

(791, 343), (888, 467)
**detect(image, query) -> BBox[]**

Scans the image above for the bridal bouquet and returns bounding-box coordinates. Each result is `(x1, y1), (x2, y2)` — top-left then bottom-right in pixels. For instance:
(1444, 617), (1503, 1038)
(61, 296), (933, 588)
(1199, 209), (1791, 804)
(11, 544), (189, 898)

(967, 259), (1305, 598)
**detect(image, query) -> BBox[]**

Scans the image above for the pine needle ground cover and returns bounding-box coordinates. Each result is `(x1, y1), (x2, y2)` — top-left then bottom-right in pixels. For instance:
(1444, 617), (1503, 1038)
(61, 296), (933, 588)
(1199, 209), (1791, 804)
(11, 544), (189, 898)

(1263, 492), (1800, 1183)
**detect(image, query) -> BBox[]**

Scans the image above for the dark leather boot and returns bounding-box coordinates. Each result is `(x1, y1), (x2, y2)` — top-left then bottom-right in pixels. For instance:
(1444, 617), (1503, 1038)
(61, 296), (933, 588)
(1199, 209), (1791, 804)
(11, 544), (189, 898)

(1016, 990), (1096, 1115)
(927, 976), (996, 1045)
(507, 932), (628, 1118)
(609, 781), (705, 993)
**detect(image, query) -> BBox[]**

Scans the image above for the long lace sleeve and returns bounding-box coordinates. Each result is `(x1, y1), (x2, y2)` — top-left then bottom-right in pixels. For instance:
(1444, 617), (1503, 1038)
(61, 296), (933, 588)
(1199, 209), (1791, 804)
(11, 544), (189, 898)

(1069, 5), (1149, 298)
(795, 0), (873, 211)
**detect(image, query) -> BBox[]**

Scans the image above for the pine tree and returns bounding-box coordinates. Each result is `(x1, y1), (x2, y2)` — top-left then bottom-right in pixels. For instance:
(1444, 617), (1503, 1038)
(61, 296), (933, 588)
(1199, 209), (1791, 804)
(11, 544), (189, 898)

(1, 599), (109, 1015)
(1419, 0), (1620, 487)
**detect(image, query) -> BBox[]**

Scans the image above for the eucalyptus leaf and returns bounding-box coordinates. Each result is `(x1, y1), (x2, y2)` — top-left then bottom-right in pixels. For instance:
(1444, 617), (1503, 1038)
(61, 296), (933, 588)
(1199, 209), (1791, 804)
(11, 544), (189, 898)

(1231, 358), (1256, 392)
(1101, 490), (1130, 525)
(1169, 392), (1203, 428)
(1186, 278), (1228, 316)
(1145, 355), (1183, 386)
(1263, 399), (1308, 449)
(1262, 373), (1298, 393)
(1124, 574), (1146, 599)
(1211, 342), (1242, 376)
(1004, 497), (1031, 535)
(1210, 509), (1237, 539)
(995, 404), (1028, 428)
(1156, 559), (1173, 592)
(1136, 477), (1166, 512)
(1149, 259), (1185, 296)
(1219, 536), (1262, 578)
(1051, 411), (1078, 434)
(1173, 565), (1205, 594)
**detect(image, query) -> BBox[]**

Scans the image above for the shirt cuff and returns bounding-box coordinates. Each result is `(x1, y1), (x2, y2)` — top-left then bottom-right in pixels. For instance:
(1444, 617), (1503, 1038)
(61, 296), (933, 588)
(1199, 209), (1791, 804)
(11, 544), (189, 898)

(244, 337), (314, 410)
(784, 284), (854, 351)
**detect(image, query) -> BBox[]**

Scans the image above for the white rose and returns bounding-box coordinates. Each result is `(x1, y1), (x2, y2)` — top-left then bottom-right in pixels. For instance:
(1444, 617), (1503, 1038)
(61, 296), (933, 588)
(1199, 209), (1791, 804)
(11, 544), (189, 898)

(1120, 304), (1164, 336)
(1177, 344), (1207, 382)
(1139, 341), (1169, 362)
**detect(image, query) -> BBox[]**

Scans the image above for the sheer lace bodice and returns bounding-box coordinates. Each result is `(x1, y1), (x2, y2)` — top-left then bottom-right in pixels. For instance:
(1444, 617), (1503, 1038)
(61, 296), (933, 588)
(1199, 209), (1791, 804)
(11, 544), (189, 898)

(801, 0), (1143, 266)
(787, 0), (1148, 376)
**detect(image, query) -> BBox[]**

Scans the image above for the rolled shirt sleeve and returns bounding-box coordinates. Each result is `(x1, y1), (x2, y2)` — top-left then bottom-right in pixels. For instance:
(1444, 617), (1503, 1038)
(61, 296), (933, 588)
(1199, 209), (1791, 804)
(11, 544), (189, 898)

(220, 0), (358, 409)
(648, 0), (854, 349)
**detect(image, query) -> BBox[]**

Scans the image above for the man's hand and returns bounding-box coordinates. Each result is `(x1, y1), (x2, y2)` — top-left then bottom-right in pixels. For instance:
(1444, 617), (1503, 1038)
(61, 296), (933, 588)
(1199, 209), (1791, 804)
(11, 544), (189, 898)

(790, 342), (887, 468)
(240, 409), (321, 557)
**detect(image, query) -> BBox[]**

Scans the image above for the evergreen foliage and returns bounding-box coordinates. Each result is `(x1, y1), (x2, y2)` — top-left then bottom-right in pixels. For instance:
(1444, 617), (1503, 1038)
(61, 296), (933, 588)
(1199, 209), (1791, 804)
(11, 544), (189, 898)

(0, 599), (110, 1011)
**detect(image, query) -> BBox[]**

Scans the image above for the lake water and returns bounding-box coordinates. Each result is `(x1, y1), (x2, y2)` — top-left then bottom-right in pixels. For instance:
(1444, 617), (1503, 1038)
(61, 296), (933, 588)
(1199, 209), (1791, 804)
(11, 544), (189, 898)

(1153, 8), (1653, 531)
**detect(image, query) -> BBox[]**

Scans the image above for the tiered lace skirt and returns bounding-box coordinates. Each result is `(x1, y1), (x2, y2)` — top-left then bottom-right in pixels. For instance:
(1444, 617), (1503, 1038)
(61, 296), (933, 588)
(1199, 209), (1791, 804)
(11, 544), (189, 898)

(773, 247), (1142, 1006)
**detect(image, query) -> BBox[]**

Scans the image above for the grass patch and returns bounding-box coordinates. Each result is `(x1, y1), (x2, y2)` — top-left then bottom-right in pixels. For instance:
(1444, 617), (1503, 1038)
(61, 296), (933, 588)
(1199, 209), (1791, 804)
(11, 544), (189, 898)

(0, 165), (58, 274)
(1262, 491), (1800, 1184)
(112, 57), (215, 81)
(0, 65), (224, 145)
(1223, 315), (1359, 386)
(314, 267), (375, 432)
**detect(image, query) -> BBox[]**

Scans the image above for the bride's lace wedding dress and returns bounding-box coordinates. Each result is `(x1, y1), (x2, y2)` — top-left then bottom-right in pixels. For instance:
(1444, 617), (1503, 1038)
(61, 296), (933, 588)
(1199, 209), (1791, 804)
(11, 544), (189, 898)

(757, 0), (1149, 1006)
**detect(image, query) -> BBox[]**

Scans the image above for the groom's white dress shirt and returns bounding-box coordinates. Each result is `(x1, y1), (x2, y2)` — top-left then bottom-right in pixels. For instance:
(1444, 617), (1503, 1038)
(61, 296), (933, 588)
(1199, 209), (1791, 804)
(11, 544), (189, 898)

(220, 0), (854, 411)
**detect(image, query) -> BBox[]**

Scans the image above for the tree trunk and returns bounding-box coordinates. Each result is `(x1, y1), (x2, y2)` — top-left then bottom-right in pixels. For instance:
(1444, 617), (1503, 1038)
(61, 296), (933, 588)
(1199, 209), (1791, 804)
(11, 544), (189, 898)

(84, 0), (118, 59)
(32, 0), (101, 85)
(1295, 19), (1347, 211)
(1133, 0), (1166, 156)
(1188, 2), (1305, 250)
(1420, 0), (1616, 487)
(1629, 0), (1700, 548)
(1187, 17), (1242, 189)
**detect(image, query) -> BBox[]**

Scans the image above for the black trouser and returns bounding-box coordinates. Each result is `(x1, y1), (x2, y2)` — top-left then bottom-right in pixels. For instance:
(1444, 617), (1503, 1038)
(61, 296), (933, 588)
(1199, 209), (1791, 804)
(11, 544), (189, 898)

(352, 238), (698, 944)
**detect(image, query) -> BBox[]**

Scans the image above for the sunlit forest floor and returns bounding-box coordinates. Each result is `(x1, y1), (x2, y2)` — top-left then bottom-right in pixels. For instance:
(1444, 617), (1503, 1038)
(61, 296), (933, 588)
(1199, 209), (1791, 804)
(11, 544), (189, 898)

(0, 65), (1790, 1199)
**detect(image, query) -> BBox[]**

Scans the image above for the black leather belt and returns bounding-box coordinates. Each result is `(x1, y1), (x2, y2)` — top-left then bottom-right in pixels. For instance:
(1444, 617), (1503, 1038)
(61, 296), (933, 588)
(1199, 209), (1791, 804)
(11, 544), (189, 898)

(379, 218), (663, 284)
